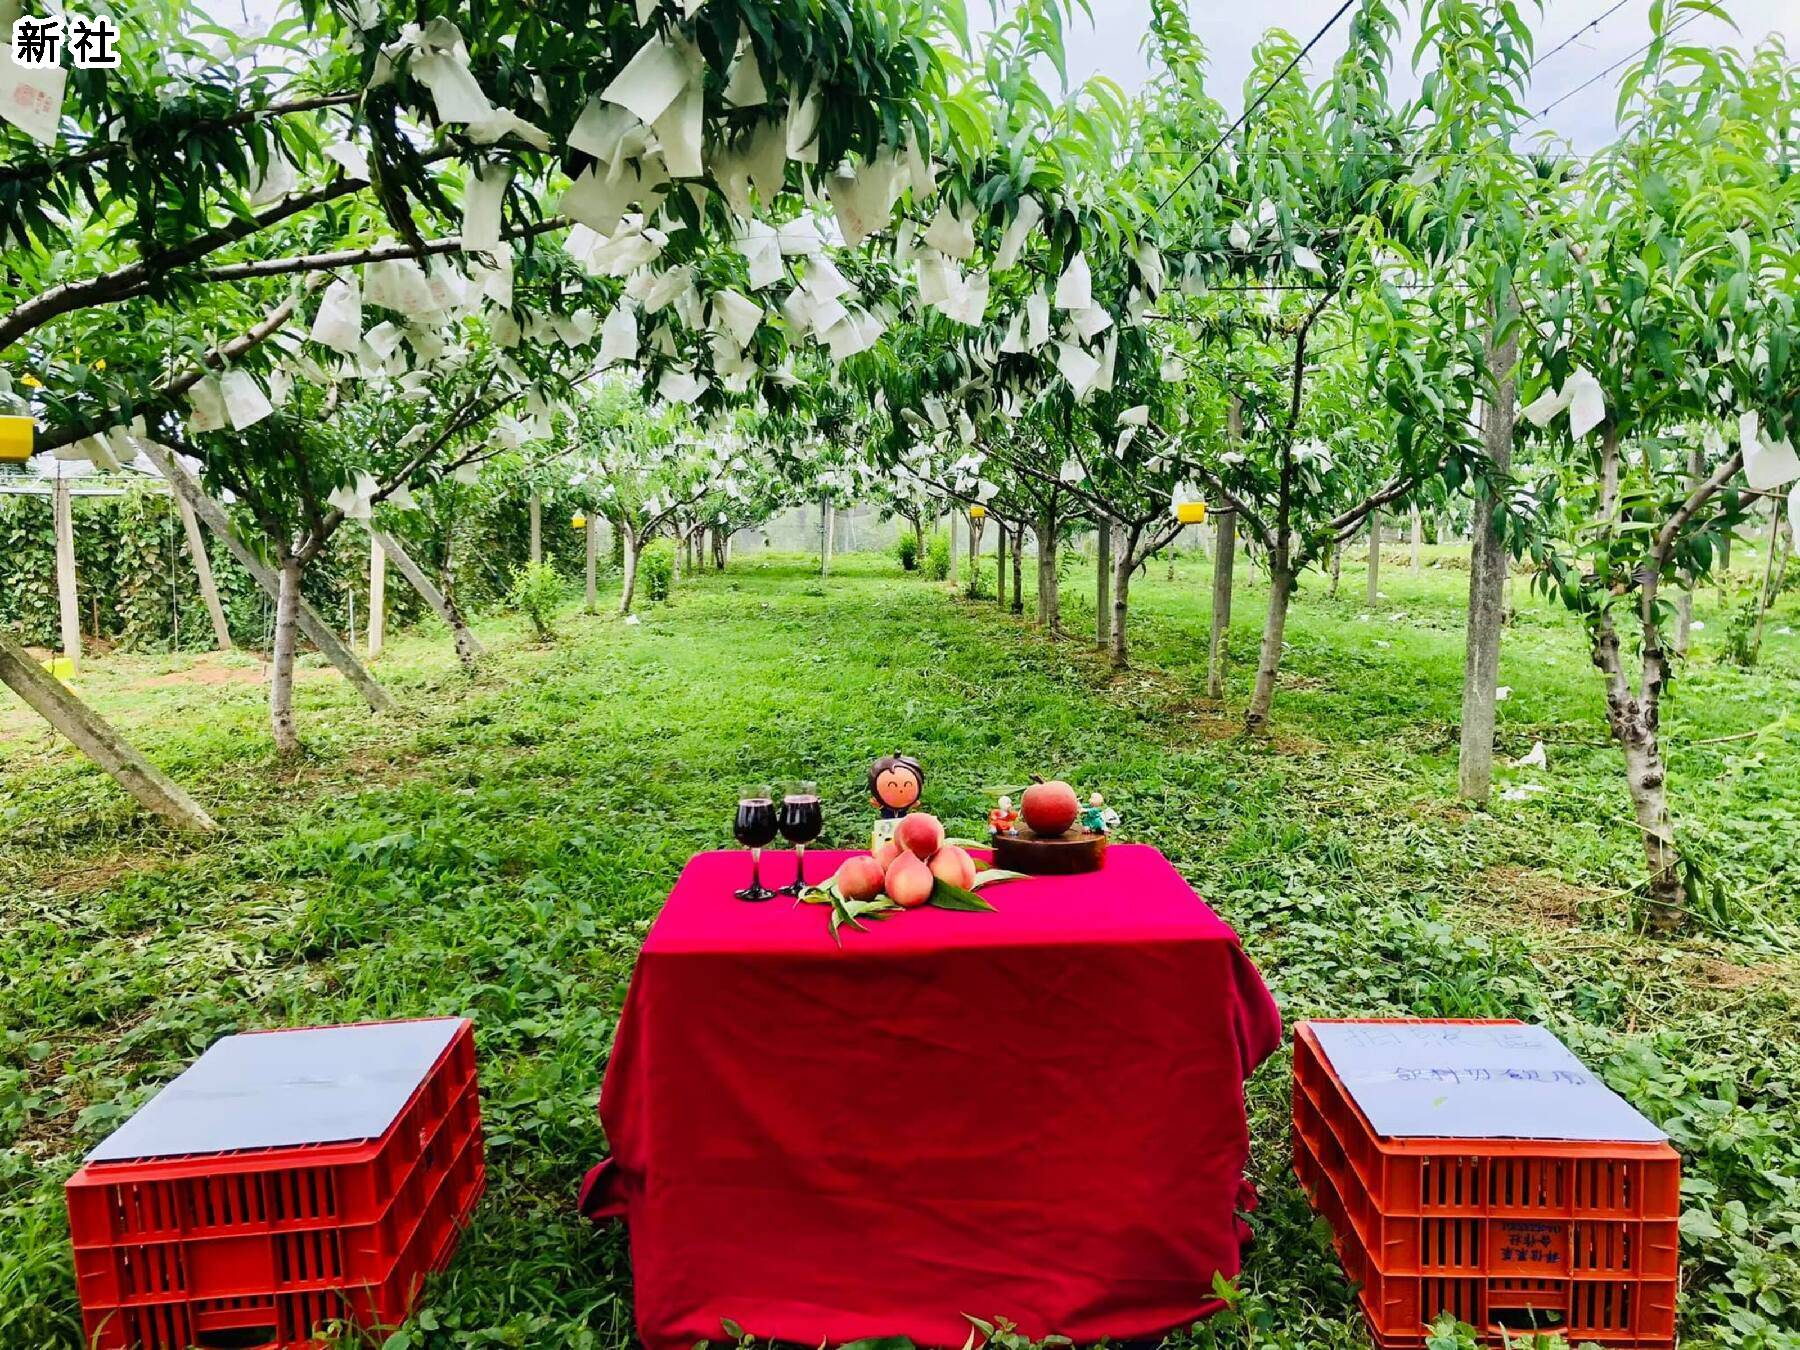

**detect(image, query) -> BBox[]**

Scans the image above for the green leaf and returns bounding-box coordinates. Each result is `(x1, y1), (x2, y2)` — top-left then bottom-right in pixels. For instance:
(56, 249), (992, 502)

(928, 879), (996, 911)
(966, 868), (1028, 890)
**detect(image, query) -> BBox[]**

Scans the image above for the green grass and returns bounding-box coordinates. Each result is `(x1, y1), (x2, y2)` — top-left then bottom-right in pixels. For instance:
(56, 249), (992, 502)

(2, 548), (1796, 1350)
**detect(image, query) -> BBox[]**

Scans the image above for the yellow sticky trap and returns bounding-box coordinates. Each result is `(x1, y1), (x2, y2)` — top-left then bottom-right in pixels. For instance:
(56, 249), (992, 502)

(969, 504), (987, 520)
(42, 655), (77, 683)
(0, 416), (34, 463)
(1175, 501), (1208, 525)
(572, 514), (587, 529)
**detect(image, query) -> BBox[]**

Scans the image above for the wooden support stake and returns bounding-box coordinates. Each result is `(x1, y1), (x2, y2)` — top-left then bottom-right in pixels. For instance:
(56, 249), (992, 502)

(1095, 523), (1112, 648)
(53, 474), (80, 672)
(136, 440), (395, 712)
(0, 627), (216, 832)
(529, 495), (542, 565)
(585, 516), (599, 611)
(365, 525), (484, 671)
(996, 522), (1008, 610)
(368, 534), (386, 658)
(1207, 509), (1236, 699)
(1366, 513), (1382, 608)
(175, 494), (233, 650)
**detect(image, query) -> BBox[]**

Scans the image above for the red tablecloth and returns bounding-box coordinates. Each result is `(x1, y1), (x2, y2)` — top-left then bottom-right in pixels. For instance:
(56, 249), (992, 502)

(580, 843), (1282, 1350)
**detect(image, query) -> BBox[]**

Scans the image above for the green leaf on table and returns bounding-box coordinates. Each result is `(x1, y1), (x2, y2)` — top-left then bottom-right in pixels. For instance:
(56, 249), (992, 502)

(967, 868), (1028, 890)
(929, 879), (996, 911)
(797, 883), (837, 906)
(720, 1320), (744, 1340)
(838, 1339), (917, 1350)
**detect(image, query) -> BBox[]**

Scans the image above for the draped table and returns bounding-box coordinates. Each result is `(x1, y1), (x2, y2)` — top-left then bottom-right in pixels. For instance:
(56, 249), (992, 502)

(580, 843), (1282, 1350)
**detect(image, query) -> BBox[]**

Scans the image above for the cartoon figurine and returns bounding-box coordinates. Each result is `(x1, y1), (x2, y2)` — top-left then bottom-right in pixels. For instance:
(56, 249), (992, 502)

(868, 753), (925, 850)
(1079, 791), (1120, 834)
(989, 794), (1019, 836)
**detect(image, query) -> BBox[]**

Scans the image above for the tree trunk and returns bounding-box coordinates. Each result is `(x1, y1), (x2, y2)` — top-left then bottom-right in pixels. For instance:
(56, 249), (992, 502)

(996, 522), (1008, 610)
(1207, 509), (1236, 699)
(1246, 563), (1295, 731)
(176, 494), (233, 650)
(1594, 617), (1683, 931)
(368, 526), (483, 672)
(1458, 314), (1517, 802)
(585, 516), (599, 612)
(1095, 522), (1113, 649)
(1035, 508), (1059, 634)
(140, 440), (394, 712)
(913, 517), (925, 571)
(270, 557), (302, 757)
(671, 525), (683, 586)
(0, 627), (217, 831)
(1410, 503), (1423, 573)
(1365, 514), (1382, 608)
(618, 528), (640, 615)
(53, 474), (80, 672)
(1328, 541), (1342, 598)
(820, 501), (833, 576)
(368, 533), (386, 658)
(1110, 524), (1141, 669)
(529, 494), (542, 565)
(1011, 524), (1024, 614)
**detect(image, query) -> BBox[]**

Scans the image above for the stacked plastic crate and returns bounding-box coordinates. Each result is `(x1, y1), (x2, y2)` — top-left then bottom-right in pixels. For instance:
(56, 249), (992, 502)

(66, 1018), (484, 1350)
(1292, 1019), (1679, 1349)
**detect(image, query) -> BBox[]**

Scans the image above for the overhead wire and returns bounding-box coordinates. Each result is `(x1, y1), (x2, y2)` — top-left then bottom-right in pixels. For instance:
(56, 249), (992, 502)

(1152, 0), (1360, 214)
(1524, 7), (1705, 126)
(1529, 0), (1636, 73)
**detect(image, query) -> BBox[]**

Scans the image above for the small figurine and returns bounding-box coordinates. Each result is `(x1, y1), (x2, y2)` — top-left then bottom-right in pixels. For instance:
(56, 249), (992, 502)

(989, 794), (1019, 836)
(1079, 791), (1120, 834)
(869, 752), (925, 851)
(869, 753), (925, 819)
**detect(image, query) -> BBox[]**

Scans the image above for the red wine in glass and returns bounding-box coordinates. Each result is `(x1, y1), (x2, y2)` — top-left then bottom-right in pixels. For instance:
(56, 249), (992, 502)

(734, 788), (778, 901)
(777, 782), (823, 897)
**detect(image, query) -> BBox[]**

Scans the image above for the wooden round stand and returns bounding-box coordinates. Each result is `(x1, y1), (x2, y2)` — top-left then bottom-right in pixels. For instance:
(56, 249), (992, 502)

(989, 826), (1108, 875)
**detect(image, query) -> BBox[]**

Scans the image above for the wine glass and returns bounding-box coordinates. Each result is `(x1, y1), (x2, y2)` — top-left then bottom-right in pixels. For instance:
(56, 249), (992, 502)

(777, 781), (823, 897)
(734, 787), (778, 901)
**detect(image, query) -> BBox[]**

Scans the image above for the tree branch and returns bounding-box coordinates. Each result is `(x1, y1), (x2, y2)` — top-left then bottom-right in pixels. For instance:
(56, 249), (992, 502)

(37, 282), (320, 454)
(0, 93), (361, 187)
(1641, 448), (1745, 628)
(0, 148), (457, 351)
(194, 215), (570, 285)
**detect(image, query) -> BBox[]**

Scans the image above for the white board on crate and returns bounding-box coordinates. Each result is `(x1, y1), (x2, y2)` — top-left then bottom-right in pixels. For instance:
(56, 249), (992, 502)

(1309, 1020), (1666, 1143)
(87, 1018), (465, 1162)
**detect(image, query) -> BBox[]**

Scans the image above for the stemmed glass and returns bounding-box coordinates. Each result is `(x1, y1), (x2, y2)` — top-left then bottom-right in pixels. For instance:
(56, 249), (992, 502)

(734, 786), (778, 901)
(777, 781), (823, 897)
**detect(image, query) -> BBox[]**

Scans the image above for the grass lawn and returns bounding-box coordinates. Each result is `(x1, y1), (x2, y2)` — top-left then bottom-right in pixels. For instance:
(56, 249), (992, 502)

(2, 547), (1796, 1349)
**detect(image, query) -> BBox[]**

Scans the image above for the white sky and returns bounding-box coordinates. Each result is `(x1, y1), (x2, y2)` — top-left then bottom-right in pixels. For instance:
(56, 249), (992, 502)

(1052, 0), (1800, 150)
(205, 0), (1800, 152)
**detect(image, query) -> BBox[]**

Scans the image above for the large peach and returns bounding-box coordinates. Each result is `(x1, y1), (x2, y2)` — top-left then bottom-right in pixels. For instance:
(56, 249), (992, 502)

(872, 837), (903, 871)
(894, 812), (945, 859)
(1021, 779), (1080, 836)
(928, 843), (976, 890)
(884, 850), (936, 908)
(834, 855), (885, 903)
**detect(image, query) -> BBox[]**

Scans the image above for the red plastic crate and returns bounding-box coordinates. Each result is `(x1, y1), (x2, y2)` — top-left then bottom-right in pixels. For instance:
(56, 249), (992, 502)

(1292, 1020), (1679, 1349)
(67, 1019), (485, 1350)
